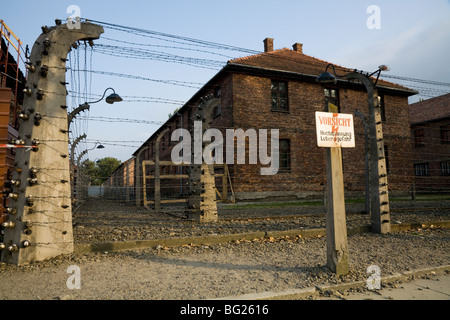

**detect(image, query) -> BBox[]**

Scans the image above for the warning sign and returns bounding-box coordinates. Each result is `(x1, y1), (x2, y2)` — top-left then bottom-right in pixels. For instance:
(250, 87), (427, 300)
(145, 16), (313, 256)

(315, 111), (355, 148)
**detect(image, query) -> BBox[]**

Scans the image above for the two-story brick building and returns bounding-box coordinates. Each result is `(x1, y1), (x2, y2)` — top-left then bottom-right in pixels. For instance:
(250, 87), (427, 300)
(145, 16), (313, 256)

(133, 38), (417, 203)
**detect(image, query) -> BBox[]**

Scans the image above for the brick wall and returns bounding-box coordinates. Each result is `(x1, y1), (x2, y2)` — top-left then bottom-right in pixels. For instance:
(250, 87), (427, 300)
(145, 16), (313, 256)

(412, 119), (450, 192)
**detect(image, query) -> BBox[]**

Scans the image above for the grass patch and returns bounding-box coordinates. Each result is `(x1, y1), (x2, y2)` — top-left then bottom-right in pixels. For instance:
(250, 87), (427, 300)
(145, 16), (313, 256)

(221, 200), (323, 210)
(220, 193), (450, 210)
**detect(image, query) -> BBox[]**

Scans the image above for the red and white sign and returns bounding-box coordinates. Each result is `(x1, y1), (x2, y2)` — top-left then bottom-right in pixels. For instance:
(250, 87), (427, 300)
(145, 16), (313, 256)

(315, 111), (355, 148)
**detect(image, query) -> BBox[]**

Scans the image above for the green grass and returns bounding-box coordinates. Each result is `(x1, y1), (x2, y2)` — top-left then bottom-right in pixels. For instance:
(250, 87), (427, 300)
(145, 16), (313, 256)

(221, 200), (323, 210)
(414, 194), (450, 201)
(220, 193), (450, 210)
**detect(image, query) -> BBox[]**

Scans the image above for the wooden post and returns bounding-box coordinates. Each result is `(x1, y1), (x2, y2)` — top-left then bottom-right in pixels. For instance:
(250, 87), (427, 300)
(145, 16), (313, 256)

(325, 103), (349, 276)
(226, 164), (235, 203)
(155, 128), (169, 213)
(135, 146), (149, 207)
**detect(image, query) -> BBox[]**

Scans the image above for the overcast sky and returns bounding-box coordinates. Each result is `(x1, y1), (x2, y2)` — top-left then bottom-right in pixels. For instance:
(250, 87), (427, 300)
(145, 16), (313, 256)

(2, 0), (450, 162)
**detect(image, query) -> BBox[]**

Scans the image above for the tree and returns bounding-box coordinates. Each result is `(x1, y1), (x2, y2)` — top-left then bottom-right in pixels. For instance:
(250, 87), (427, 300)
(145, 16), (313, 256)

(83, 157), (121, 185)
(168, 107), (180, 119)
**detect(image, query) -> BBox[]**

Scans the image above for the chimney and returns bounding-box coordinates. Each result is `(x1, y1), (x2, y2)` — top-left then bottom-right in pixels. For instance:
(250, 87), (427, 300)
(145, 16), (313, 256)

(263, 38), (274, 52)
(293, 43), (303, 54)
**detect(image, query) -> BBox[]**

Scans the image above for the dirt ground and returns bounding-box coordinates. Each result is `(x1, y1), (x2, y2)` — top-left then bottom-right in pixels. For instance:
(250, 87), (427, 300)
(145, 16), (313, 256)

(0, 198), (449, 300)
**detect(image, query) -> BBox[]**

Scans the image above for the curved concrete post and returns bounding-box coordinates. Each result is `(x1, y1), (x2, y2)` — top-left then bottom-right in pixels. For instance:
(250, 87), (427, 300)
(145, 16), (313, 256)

(1, 22), (104, 265)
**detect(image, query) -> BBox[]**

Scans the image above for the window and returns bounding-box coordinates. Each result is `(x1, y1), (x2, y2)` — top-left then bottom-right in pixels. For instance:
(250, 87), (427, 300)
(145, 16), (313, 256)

(414, 163), (429, 176)
(271, 80), (288, 111)
(324, 88), (340, 112)
(212, 104), (221, 118)
(414, 129), (425, 148)
(214, 86), (221, 98)
(441, 161), (450, 175)
(441, 125), (450, 144)
(279, 139), (291, 171)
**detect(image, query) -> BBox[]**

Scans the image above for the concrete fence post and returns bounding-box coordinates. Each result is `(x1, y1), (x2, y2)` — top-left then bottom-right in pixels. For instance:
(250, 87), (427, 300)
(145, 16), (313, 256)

(347, 72), (391, 234)
(0, 22), (104, 265)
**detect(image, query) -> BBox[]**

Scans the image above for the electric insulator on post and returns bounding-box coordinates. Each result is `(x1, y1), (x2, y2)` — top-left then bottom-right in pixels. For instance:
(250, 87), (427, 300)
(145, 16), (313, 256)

(25, 63), (36, 72)
(2, 221), (16, 228)
(30, 167), (38, 178)
(18, 112), (29, 120)
(8, 244), (18, 252)
(8, 193), (19, 200)
(10, 179), (21, 186)
(34, 113), (42, 126)
(22, 240), (31, 248)
(26, 195), (34, 207)
(6, 207), (17, 215)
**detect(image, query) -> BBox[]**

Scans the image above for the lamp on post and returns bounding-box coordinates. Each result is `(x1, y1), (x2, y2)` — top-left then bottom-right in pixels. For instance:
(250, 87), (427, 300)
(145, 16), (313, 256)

(68, 87), (122, 129)
(90, 142), (105, 150)
(316, 64), (345, 84)
(88, 87), (123, 105)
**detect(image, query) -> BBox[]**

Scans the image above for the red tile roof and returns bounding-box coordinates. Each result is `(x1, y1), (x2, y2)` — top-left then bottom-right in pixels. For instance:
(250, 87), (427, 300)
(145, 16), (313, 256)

(409, 93), (450, 124)
(228, 48), (416, 94)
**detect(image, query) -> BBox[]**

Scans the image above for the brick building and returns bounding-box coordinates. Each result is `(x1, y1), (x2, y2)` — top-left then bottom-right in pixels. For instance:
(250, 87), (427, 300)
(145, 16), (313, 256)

(133, 38), (417, 203)
(410, 93), (450, 193)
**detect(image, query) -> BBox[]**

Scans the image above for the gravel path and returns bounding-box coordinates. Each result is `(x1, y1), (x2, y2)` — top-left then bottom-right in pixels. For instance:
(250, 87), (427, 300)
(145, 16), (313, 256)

(0, 198), (448, 300)
(72, 198), (450, 243)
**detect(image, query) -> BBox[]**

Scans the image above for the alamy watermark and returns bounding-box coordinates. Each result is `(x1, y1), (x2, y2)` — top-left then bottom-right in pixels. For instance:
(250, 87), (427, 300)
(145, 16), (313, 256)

(171, 121), (280, 175)
(67, 5), (81, 29)
(66, 265), (81, 289)
(366, 265), (381, 290)
(366, 5), (381, 30)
